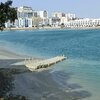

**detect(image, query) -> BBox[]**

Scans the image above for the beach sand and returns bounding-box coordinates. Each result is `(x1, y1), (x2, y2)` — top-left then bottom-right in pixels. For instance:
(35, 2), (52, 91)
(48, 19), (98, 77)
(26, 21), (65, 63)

(0, 48), (91, 100)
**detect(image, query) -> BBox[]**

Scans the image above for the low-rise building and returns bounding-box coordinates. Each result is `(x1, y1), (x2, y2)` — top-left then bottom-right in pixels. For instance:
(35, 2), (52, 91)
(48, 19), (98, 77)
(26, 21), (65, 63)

(51, 12), (76, 26)
(5, 6), (100, 29)
(66, 13), (76, 21)
(52, 12), (64, 18)
(65, 18), (100, 28)
(17, 6), (33, 18)
(37, 10), (49, 26)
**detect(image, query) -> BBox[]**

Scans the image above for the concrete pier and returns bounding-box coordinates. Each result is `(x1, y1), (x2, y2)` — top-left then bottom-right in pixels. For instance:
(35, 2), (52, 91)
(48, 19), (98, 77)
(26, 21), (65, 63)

(24, 55), (66, 71)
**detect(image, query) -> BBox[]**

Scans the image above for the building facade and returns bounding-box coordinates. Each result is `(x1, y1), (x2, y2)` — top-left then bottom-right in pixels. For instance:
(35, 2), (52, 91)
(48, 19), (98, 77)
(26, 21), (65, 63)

(51, 12), (76, 26)
(16, 6), (33, 28)
(4, 6), (100, 29)
(66, 13), (76, 21)
(37, 10), (49, 26)
(65, 18), (100, 28)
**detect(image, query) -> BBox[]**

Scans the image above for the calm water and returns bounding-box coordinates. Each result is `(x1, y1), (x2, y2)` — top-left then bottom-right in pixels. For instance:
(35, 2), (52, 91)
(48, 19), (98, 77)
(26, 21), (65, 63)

(0, 29), (100, 100)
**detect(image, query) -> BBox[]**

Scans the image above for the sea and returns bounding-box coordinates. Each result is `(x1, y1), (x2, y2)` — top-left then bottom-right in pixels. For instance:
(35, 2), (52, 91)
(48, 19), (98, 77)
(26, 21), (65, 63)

(0, 29), (100, 100)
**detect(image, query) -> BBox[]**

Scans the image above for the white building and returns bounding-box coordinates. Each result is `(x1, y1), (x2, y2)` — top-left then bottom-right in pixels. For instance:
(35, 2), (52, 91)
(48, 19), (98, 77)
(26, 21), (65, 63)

(51, 12), (75, 26)
(17, 18), (32, 28)
(17, 6), (33, 18)
(52, 12), (65, 18)
(60, 17), (68, 25)
(48, 18), (53, 26)
(66, 13), (76, 20)
(16, 6), (33, 28)
(36, 10), (49, 26)
(51, 17), (61, 27)
(65, 18), (100, 28)
(33, 11), (38, 17)
(5, 20), (11, 28)
(5, 20), (16, 28)
(51, 12), (63, 26)
(37, 11), (48, 18)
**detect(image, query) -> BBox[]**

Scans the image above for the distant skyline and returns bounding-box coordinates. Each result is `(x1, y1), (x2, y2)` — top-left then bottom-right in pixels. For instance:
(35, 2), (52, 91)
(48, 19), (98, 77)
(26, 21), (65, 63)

(0, 0), (100, 18)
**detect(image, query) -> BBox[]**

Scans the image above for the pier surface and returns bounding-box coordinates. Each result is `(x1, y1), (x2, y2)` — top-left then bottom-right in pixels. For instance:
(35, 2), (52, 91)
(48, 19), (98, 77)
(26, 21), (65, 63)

(24, 56), (66, 71)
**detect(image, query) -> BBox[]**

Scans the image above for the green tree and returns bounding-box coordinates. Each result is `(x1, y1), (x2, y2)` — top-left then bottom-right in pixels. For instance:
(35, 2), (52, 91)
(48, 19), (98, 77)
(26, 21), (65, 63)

(0, 0), (17, 31)
(9, 7), (17, 24)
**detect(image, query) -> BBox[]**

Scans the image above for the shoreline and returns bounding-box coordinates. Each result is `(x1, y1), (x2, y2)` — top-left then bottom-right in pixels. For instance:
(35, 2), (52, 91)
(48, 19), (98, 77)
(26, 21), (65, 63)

(3, 26), (61, 31)
(2, 26), (100, 31)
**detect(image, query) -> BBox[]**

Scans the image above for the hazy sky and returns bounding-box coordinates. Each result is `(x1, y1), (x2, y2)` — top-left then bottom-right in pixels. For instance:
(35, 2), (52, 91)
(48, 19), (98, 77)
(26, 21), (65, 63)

(0, 0), (100, 18)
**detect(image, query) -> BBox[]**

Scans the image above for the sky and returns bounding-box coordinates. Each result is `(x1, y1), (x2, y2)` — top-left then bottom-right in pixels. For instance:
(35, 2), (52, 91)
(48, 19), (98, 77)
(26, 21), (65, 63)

(0, 0), (100, 18)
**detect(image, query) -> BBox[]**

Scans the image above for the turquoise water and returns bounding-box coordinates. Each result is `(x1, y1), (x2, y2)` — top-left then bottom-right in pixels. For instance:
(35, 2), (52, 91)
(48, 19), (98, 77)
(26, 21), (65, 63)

(0, 29), (100, 99)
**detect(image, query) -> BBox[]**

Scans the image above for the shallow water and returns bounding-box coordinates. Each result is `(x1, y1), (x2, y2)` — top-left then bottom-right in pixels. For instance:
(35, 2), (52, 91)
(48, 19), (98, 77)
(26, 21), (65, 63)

(0, 29), (100, 100)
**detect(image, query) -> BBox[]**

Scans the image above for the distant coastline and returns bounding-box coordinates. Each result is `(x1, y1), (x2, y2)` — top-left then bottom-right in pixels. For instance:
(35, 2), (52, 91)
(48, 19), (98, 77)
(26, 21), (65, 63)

(3, 26), (100, 31)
